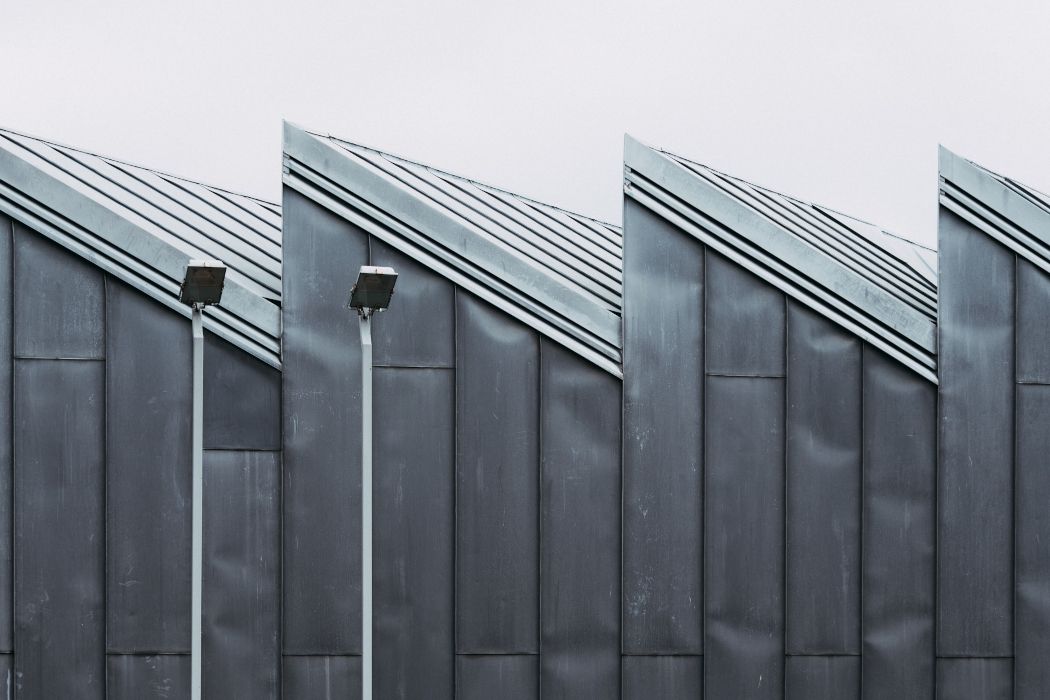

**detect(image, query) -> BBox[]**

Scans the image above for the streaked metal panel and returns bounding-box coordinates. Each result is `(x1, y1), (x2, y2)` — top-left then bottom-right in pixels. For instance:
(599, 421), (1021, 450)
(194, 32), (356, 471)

(107, 654), (189, 700)
(705, 375), (784, 699)
(282, 655), (361, 699)
(1016, 384), (1050, 697)
(1016, 259), (1050, 383)
(370, 239), (455, 368)
(786, 302), (861, 654)
(539, 341), (620, 698)
(785, 656), (860, 699)
(0, 654), (11, 698)
(706, 251), (784, 375)
(936, 209), (1013, 656)
(203, 450), (280, 699)
(203, 333), (280, 450)
(455, 292), (539, 653)
(862, 347), (935, 697)
(106, 281), (191, 652)
(622, 655), (703, 700)
(456, 655), (538, 700)
(282, 188), (366, 654)
(13, 223), (104, 358)
(373, 367), (454, 698)
(935, 658), (1012, 700)
(14, 359), (105, 699)
(0, 216), (11, 652)
(622, 201), (704, 653)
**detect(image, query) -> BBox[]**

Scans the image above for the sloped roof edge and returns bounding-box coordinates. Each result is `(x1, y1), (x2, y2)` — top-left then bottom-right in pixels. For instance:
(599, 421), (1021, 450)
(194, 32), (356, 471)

(282, 121), (622, 378)
(624, 134), (937, 384)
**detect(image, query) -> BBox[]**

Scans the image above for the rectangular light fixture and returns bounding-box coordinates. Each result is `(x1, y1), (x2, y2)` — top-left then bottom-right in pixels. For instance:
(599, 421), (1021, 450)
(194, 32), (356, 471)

(180, 259), (227, 306)
(348, 265), (398, 310)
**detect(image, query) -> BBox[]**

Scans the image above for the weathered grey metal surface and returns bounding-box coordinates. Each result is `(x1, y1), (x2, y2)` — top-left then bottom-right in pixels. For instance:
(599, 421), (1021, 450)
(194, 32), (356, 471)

(539, 340), (620, 698)
(283, 122), (622, 377)
(785, 656), (859, 699)
(14, 359), (105, 699)
(862, 347), (936, 696)
(0, 216), (11, 653)
(13, 221), (104, 358)
(282, 189), (365, 654)
(786, 302), (861, 655)
(937, 209), (1013, 656)
(1015, 384), (1050, 697)
(936, 658), (1012, 700)
(108, 654), (189, 699)
(622, 200), (704, 654)
(622, 655), (703, 699)
(283, 655), (360, 699)
(706, 251), (785, 375)
(373, 367), (455, 698)
(456, 655), (539, 700)
(0, 128), (281, 367)
(0, 654), (11, 697)
(456, 292), (539, 653)
(1016, 258), (1050, 382)
(203, 450), (281, 699)
(370, 240), (455, 368)
(203, 333), (281, 450)
(106, 281), (192, 653)
(705, 375), (784, 699)
(624, 135), (937, 383)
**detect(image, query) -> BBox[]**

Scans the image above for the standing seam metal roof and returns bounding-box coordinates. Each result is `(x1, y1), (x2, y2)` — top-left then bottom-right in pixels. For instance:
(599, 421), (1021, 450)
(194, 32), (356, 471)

(0, 127), (282, 368)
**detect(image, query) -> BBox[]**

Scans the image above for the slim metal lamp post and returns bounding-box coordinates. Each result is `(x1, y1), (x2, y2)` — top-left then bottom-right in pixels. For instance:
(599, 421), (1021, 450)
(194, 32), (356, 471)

(180, 260), (227, 700)
(347, 266), (398, 700)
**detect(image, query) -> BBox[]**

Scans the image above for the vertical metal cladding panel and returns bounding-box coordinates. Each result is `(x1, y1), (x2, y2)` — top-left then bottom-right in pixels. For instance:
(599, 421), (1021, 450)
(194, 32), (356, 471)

(705, 251), (785, 376)
(106, 282), (191, 652)
(456, 655), (539, 700)
(0, 215), (11, 653)
(12, 222), (104, 359)
(282, 189), (367, 653)
(282, 655), (361, 699)
(0, 653), (11, 697)
(14, 359), (105, 698)
(204, 333), (281, 450)
(369, 239), (455, 368)
(373, 367), (454, 699)
(107, 654), (190, 699)
(862, 347), (935, 698)
(705, 375), (785, 699)
(622, 201), (704, 653)
(785, 656), (860, 699)
(203, 450), (280, 699)
(621, 655), (703, 700)
(937, 209), (1013, 655)
(935, 658), (1012, 700)
(1017, 259), (1050, 382)
(785, 302), (861, 654)
(539, 340), (620, 699)
(1015, 383), (1050, 697)
(456, 292), (539, 653)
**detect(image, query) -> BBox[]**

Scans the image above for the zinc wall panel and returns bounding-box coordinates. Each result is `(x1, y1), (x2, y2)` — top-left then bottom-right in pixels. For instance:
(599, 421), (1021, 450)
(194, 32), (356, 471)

(456, 655), (538, 700)
(1017, 259), (1050, 383)
(785, 656), (860, 699)
(107, 654), (189, 700)
(622, 655), (703, 700)
(282, 189), (368, 653)
(862, 347), (935, 698)
(203, 450), (281, 700)
(373, 367), (455, 699)
(14, 359), (105, 699)
(203, 333), (281, 450)
(705, 251), (785, 376)
(12, 223), (104, 359)
(455, 292), (539, 653)
(622, 201), (704, 653)
(0, 654), (11, 697)
(705, 375), (784, 699)
(0, 216), (11, 652)
(105, 282), (191, 652)
(935, 658), (1012, 700)
(786, 302), (861, 654)
(539, 340), (620, 699)
(282, 655), (360, 699)
(937, 209), (1014, 655)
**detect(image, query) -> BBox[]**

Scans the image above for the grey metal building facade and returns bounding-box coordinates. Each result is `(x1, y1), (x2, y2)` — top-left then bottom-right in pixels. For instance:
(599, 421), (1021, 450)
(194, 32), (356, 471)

(0, 120), (1044, 700)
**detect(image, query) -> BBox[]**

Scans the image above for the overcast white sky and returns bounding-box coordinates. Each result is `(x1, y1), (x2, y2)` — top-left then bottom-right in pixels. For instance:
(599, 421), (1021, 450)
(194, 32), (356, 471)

(3, 0), (1049, 247)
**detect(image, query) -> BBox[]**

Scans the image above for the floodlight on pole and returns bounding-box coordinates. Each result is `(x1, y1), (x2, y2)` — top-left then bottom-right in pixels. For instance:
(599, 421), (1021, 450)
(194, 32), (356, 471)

(348, 265), (397, 700)
(180, 259), (226, 700)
